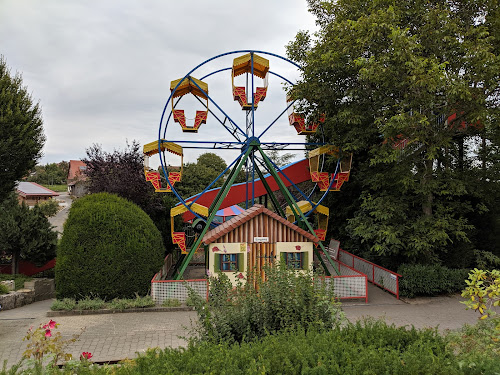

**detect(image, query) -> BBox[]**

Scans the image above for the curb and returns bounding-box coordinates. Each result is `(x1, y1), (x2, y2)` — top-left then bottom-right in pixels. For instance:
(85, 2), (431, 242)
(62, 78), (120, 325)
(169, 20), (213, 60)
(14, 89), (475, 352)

(47, 306), (195, 317)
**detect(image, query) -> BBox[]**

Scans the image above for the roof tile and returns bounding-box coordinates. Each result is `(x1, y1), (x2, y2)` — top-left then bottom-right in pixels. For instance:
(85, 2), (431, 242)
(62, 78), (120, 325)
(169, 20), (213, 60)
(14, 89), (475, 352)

(202, 204), (318, 244)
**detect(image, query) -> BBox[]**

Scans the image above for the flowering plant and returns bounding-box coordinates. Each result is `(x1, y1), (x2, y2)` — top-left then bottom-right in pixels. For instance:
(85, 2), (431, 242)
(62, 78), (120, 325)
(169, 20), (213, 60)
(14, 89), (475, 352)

(23, 320), (83, 366)
(80, 351), (93, 361)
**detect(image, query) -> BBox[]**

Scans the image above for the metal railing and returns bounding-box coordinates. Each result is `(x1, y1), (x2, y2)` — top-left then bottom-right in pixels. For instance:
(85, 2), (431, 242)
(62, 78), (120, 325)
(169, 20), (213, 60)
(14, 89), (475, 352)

(337, 249), (401, 299)
(151, 277), (209, 303)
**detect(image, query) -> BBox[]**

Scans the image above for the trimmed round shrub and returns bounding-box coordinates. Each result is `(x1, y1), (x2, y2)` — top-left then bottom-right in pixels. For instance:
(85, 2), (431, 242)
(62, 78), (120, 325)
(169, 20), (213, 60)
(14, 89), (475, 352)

(55, 193), (164, 299)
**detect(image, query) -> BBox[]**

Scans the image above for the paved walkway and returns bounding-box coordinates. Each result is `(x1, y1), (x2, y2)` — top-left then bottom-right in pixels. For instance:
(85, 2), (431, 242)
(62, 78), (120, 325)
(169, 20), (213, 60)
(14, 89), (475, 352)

(0, 284), (481, 369)
(48, 193), (73, 236)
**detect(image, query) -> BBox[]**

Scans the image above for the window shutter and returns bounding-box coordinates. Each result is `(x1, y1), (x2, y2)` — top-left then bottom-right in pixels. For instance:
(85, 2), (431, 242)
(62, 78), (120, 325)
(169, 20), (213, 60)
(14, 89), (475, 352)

(213, 254), (220, 272)
(238, 253), (245, 272)
(302, 251), (309, 270)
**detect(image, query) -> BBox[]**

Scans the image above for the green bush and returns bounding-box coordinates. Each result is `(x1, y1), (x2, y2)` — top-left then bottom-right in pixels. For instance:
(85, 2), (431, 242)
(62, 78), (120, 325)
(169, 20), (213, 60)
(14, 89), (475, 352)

(76, 296), (106, 310)
(108, 298), (131, 311)
(0, 283), (9, 294)
(50, 298), (77, 311)
(0, 274), (32, 291)
(398, 264), (470, 298)
(161, 298), (181, 307)
(125, 321), (499, 375)
(55, 193), (164, 300)
(189, 264), (343, 344)
(129, 295), (155, 308)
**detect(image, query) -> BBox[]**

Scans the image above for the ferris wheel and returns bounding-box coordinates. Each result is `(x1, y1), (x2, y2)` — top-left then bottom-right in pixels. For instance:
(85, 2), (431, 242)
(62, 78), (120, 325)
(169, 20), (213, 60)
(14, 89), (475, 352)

(143, 50), (352, 279)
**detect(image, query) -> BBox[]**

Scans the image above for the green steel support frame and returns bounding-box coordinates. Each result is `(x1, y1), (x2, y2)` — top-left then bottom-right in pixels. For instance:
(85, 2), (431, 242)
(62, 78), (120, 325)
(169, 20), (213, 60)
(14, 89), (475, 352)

(257, 146), (340, 276)
(174, 146), (253, 280)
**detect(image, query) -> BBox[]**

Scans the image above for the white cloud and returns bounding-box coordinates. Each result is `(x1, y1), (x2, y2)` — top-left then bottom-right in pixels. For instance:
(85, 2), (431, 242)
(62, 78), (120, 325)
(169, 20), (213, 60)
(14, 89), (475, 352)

(0, 0), (317, 165)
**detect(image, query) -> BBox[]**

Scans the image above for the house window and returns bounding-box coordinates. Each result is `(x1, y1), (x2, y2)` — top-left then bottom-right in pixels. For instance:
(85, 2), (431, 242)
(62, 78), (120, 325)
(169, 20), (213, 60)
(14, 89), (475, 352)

(285, 252), (302, 269)
(280, 251), (309, 271)
(220, 254), (238, 271)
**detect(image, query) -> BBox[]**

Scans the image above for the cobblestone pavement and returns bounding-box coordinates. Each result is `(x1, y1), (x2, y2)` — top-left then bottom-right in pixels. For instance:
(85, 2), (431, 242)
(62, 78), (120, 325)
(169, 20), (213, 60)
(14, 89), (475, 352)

(0, 300), (194, 368)
(0, 285), (482, 369)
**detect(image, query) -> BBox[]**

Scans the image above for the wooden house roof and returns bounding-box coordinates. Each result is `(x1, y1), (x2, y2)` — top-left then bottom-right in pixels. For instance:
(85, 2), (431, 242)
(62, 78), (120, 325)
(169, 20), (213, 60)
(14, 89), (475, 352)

(202, 204), (319, 245)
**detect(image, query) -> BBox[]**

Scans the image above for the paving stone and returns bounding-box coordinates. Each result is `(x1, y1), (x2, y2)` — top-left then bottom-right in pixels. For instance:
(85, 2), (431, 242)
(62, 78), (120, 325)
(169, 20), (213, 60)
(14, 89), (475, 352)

(0, 285), (487, 370)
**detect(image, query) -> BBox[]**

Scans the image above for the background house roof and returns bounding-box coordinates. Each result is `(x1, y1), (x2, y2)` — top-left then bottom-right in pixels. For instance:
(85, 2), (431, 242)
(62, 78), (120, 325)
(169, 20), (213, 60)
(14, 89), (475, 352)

(67, 160), (87, 181)
(16, 182), (59, 197)
(202, 204), (319, 244)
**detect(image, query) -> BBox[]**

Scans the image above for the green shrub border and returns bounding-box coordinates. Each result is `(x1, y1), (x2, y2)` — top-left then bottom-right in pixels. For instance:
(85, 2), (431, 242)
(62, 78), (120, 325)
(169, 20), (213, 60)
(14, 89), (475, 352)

(398, 264), (470, 298)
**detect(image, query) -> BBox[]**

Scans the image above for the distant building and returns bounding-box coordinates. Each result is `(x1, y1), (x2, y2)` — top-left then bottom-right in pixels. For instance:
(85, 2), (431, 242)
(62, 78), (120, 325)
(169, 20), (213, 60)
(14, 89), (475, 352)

(67, 160), (88, 197)
(16, 182), (59, 206)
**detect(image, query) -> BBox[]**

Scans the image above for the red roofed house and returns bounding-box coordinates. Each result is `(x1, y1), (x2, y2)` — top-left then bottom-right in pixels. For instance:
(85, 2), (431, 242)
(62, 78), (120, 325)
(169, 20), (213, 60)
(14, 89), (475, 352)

(202, 204), (318, 285)
(16, 181), (59, 206)
(67, 160), (88, 197)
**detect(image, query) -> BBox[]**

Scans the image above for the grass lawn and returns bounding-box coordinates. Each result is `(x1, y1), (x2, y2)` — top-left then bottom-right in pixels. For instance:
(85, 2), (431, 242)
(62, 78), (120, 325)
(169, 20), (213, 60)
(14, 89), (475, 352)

(41, 184), (68, 192)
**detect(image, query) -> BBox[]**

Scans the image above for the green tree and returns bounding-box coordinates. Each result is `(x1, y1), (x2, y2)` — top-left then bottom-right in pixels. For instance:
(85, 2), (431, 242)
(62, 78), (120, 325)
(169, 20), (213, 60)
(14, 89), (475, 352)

(176, 153), (230, 198)
(84, 141), (174, 251)
(287, 0), (500, 266)
(0, 194), (57, 273)
(55, 193), (164, 299)
(0, 56), (45, 202)
(27, 161), (69, 186)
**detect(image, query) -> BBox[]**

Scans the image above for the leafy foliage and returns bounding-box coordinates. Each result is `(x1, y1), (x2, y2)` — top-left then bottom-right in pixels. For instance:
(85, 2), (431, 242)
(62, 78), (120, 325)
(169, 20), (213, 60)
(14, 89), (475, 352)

(287, 0), (500, 267)
(35, 199), (59, 218)
(0, 283), (9, 295)
(22, 320), (82, 367)
(462, 268), (500, 324)
(189, 265), (343, 344)
(175, 153), (235, 198)
(55, 193), (164, 300)
(0, 194), (57, 273)
(0, 56), (45, 202)
(27, 162), (69, 186)
(0, 274), (32, 291)
(83, 141), (175, 250)
(398, 264), (470, 298)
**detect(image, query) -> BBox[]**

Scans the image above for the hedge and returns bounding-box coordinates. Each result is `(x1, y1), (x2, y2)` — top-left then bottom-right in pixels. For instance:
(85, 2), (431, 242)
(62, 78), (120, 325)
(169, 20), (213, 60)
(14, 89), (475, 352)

(55, 193), (164, 299)
(398, 264), (470, 298)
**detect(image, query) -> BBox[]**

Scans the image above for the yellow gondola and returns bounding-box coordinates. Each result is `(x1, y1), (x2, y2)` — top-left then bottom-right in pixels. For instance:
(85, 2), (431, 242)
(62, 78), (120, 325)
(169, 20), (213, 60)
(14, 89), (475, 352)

(286, 201), (329, 241)
(170, 203), (208, 254)
(286, 95), (325, 135)
(232, 53), (269, 110)
(170, 76), (208, 132)
(308, 146), (352, 192)
(143, 140), (183, 192)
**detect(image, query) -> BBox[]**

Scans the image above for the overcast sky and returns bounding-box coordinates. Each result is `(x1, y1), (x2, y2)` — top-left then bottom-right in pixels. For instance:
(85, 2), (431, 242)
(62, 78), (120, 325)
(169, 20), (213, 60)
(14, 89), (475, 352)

(0, 0), (317, 166)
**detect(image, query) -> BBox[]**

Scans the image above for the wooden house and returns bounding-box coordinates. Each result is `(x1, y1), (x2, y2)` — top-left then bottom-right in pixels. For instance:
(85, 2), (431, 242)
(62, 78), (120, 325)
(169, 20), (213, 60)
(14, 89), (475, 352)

(202, 204), (319, 285)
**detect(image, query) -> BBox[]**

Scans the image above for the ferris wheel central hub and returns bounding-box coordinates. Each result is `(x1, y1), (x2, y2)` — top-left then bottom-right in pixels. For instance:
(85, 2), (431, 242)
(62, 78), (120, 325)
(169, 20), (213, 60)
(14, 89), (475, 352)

(247, 136), (261, 146)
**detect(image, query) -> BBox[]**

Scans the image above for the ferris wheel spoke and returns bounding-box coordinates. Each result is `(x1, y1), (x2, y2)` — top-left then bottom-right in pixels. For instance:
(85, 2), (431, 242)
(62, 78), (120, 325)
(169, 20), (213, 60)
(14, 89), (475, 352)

(255, 156), (312, 205)
(188, 77), (247, 139)
(253, 162), (286, 216)
(192, 94), (244, 142)
(187, 151), (245, 209)
(258, 100), (295, 139)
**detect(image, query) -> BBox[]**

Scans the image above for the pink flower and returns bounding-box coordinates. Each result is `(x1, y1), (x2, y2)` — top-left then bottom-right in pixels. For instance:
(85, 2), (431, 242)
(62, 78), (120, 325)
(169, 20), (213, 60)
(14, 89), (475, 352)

(45, 329), (52, 338)
(80, 352), (93, 360)
(47, 320), (56, 329)
(237, 273), (245, 279)
(206, 269), (211, 277)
